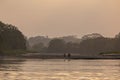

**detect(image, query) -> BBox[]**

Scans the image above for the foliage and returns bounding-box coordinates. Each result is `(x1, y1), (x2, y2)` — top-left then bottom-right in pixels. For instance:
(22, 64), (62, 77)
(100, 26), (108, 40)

(0, 21), (26, 55)
(47, 38), (66, 53)
(41, 33), (120, 56)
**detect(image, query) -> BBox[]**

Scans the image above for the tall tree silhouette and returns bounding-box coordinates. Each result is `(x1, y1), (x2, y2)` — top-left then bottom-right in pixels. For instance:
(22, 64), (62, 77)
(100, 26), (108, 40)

(0, 21), (26, 55)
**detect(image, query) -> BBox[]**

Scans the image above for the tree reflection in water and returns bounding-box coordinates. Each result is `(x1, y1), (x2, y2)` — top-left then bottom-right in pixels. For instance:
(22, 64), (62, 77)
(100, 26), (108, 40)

(0, 58), (26, 71)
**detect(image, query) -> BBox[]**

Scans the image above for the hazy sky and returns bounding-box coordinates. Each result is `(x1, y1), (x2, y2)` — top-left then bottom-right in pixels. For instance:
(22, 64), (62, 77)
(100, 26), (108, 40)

(0, 0), (120, 38)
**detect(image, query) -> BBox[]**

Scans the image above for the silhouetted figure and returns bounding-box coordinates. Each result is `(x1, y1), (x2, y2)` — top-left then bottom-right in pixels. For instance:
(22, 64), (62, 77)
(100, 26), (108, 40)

(68, 53), (71, 59)
(64, 53), (66, 58)
(63, 53), (66, 61)
(63, 53), (71, 61)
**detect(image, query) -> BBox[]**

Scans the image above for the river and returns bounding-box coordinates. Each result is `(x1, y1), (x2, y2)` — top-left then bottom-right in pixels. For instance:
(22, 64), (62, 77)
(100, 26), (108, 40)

(0, 58), (120, 80)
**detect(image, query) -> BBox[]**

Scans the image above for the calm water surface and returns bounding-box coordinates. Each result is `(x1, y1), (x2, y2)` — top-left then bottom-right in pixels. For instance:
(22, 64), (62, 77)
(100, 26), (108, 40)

(0, 58), (120, 80)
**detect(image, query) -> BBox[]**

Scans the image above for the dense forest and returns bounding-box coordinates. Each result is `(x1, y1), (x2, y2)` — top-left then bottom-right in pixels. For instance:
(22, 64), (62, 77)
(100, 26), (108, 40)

(0, 21), (26, 55)
(28, 33), (120, 57)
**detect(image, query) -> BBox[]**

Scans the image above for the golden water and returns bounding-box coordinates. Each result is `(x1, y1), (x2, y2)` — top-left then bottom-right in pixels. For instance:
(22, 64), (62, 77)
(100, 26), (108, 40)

(0, 59), (120, 80)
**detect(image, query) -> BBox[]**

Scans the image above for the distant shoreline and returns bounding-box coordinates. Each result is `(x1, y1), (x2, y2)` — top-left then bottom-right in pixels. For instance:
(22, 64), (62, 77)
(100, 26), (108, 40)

(1, 53), (120, 59)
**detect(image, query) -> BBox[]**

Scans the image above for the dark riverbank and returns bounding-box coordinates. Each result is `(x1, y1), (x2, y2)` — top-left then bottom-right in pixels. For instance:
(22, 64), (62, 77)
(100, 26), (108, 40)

(1, 53), (119, 59)
(1, 52), (120, 59)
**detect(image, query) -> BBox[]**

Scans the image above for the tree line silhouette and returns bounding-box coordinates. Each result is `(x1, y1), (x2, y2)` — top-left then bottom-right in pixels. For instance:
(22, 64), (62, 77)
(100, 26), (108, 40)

(1, 21), (120, 57)
(0, 21), (26, 55)
(31, 33), (120, 56)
